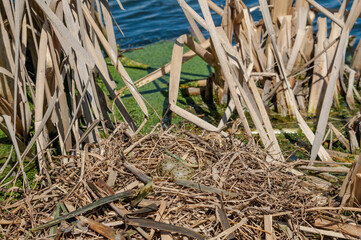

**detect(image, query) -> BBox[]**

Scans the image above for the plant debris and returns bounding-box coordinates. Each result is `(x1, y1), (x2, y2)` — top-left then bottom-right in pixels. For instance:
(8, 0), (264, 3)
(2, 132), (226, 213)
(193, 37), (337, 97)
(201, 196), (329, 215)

(1, 125), (356, 239)
(1, 0), (361, 239)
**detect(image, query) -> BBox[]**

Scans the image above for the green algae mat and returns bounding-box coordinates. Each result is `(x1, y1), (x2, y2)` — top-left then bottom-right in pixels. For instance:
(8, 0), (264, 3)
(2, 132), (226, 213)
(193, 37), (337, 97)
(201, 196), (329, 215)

(108, 40), (225, 133)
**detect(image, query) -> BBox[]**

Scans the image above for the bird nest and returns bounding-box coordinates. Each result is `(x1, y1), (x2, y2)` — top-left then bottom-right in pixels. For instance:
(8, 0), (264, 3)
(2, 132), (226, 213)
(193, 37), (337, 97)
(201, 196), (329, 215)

(1, 125), (343, 239)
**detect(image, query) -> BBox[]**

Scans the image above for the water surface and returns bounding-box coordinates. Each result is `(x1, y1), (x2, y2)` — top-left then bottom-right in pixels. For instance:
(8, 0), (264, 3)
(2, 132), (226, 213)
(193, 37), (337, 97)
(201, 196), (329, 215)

(109, 0), (360, 49)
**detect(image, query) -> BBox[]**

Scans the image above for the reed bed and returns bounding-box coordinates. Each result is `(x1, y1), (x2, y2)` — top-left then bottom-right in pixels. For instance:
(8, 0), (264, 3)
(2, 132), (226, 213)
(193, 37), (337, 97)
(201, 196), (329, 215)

(0, 0), (149, 191)
(2, 0), (361, 239)
(135, 0), (361, 163)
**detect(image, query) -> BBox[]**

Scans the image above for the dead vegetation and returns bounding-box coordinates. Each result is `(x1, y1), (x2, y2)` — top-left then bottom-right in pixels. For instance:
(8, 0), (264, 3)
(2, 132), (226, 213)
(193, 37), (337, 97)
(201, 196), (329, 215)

(1, 125), (355, 239)
(139, 0), (361, 162)
(1, 0), (361, 239)
(0, 0), (149, 187)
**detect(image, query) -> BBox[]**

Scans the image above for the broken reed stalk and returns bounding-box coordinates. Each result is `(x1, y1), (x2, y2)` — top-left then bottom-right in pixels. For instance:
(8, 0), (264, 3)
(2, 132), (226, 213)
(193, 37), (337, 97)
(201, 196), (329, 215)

(0, 0), (148, 186)
(162, 0), (361, 164)
(310, 0), (361, 161)
(2, 0), (361, 237)
(31, 190), (136, 232)
(308, 17), (328, 116)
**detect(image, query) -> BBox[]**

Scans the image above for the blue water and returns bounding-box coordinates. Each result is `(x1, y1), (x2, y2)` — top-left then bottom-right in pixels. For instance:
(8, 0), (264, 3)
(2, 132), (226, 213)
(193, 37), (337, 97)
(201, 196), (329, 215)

(109, 0), (361, 49)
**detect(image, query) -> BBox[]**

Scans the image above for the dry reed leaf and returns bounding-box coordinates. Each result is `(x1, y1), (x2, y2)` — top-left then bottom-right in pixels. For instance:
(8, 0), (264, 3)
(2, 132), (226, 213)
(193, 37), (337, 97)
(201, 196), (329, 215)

(1, 126), (354, 238)
(259, 0), (332, 162)
(315, 217), (361, 237)
(345, 66), (357, 110)
(351, 38), (361, 71)
(178, 0), (208, 30)
(34, 28), (48, 171)
(34, 0), (95, 67)
(199, 0), (254, 138)
(0, 0), (158, 195)
(207, 0), (223, 15)
(2, 0), (361, 238)
(82, 4), (148, 133)
(2, 115), (29, 192)
(22, 89), (58, 161)
(181, 1), (207, 42)
(210, 218), (248, 240)
(0, 67), (14, 79)
(308, 17), (328, 115)
(286, 7), (308, 73)
(216, 26), (278, 156)
(130, 39), (211, 91)
(277, 223), (348, 239)
(310, 0), (361, 161)
(99, 0), (118, 54)
(305, 0), (344, 27)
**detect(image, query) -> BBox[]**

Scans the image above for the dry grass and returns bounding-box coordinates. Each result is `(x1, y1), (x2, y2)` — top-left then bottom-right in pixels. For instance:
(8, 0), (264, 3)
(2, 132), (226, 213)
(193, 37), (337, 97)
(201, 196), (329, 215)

(1, 125), (346, 239)
(0, 0), (148, 191)
(1, 0), (361, 238)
